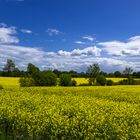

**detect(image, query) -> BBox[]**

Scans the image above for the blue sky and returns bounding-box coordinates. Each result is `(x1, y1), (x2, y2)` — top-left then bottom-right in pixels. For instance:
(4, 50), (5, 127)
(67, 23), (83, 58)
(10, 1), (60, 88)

(0, 0), (140, 72)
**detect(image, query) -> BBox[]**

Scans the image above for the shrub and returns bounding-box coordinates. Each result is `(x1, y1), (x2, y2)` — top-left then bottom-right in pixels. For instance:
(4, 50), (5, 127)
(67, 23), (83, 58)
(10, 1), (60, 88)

(39, 71), (57, 86)
(119, 78), (140, 85)
(96, 75), (106, 86)
(106, 80), (114, 86)
(71, 79), (77, 86)
(79, 83), (90, 86)
(19, 77), (35, 87)
(59, 74), (72, 86)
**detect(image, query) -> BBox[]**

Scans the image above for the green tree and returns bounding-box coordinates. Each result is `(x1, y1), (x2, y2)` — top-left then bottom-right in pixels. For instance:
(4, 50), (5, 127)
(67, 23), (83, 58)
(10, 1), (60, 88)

(123, 67), (133, 84)
(27, 63), (41, 85)
(39, 70), (57, 86)
(96, 75), (106, 86)
(114, 71), (121, 77)
(59, 74), (72, 86)
(123, 67), (133, 78)
(3, 59), (16, 76)
(27, 63), (40, 76)
(86, 64), (100, 85)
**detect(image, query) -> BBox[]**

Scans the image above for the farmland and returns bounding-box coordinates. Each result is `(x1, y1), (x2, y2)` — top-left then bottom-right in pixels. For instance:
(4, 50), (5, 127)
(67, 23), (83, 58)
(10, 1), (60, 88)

(0, 80), (140, 139)
(0, 77), (127, 87)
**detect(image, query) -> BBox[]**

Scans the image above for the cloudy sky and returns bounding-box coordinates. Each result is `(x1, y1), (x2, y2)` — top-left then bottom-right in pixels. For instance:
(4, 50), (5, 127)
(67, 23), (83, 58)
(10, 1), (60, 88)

(0, 0), (140, 72)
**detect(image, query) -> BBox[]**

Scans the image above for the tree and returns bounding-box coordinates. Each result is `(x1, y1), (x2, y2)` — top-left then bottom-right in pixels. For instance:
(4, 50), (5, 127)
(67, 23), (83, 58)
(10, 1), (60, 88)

(3, 59), (16, 76)
(114, 71), (121, 77)
(86, 64), (100, 85)
(123, 67), (133, 78)
(27, 63), (40, 76)
(96, 75), (106, 86)
(39, 70), (57, 86)
(123, 67), (133, 85)
(59, 74), (72, 86)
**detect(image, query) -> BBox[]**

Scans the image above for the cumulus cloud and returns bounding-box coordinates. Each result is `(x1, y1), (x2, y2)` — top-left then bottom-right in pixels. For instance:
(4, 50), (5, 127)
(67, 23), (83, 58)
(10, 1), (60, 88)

(57, 46), (101, 57)
(1, 42), (134, 72)
(0, 25), (19, 44)
(46, 28), (62, 36)
(21, 29), (32, 34)
(98, 36), (140, 57)
(1, 24), (140, 72)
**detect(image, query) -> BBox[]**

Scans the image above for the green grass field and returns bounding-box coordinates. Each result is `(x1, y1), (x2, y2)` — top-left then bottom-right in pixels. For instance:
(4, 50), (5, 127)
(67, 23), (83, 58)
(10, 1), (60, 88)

(0, 77), (140, 139)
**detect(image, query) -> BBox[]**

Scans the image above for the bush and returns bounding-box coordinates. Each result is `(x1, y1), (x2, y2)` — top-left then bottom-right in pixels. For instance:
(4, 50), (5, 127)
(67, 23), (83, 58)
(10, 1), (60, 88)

(119, 78), (140, 85)
(0, 85), (3, 90)
(20, 77), (35, 87)
(71, 79), (77, 86)
(106, 80), (114, 86)
(79, 83), (90, 86)
(59, 74), (72, 86)
(96, 75), (106, 86)
(119, 79), (128, 85)
(39, 71), (57, 86)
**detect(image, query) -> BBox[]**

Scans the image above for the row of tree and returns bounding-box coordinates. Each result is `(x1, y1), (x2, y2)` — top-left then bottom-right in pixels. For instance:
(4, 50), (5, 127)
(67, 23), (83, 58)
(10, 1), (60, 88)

(0, 59), (140, 78)
(0, 59), (139, 86)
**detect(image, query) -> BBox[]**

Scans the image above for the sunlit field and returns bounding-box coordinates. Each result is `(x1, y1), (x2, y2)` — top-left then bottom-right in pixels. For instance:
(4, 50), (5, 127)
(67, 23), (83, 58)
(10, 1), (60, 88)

(0, 77), (128, 87)
(73, 78), (127, 85)
(0, 86), (140, 139)
(0, 77), (19, 87)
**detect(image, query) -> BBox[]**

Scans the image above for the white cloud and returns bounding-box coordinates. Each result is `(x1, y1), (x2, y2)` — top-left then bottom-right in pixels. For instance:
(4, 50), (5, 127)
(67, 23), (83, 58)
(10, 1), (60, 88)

(0, 26), (19, 44)
(75, 41), (85, 45)
(98, 36), (140, 57)
(83, 36), (96, 42)
(1, 24), (140, 72)
(46, 28), (62, 36)
(57, 46), (101, 57)
(128, 36), (140, 41)
(1, 43), (140, 72)
(21, 29), (32, 34)
(71, 46), (101, 57)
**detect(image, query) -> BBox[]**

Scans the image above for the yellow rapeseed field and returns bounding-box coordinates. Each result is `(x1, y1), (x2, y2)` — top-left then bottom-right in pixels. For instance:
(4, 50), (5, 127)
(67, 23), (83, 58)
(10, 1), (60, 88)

(0, 85), (140, 139)
(0, 77), (19, 87)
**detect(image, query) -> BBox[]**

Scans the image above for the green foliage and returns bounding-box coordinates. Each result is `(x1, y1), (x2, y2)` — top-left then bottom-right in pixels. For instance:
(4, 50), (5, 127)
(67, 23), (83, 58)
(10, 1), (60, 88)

(71, 79), (77, 86)
(19, 77), (35, 87)
(87, 64), (100, 85)
(0, 86), (139, 139)
(27, 63), (40, 76)
(123, 67), (133, 78)
(96, 75), (106, 86)
(3, 59), (15, 73)
(119, 78), (140, 85)
(39, 70), (57, 86)
(59, 74), (72, 86)
(114, 71), (122, 77)
(106, 79), (114, 86)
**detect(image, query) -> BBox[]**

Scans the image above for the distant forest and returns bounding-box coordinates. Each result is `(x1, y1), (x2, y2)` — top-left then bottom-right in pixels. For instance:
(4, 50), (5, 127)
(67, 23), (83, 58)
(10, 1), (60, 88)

(1, 59), (140, 78)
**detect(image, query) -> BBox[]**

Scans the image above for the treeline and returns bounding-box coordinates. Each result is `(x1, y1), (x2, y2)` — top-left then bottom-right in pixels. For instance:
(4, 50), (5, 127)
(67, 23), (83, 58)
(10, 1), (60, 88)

(1, 59), (140, 78)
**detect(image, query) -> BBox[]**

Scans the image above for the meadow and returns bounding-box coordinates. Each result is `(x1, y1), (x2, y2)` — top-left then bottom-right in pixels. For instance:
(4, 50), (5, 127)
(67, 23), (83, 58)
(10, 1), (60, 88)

(0, 77), (140, 139)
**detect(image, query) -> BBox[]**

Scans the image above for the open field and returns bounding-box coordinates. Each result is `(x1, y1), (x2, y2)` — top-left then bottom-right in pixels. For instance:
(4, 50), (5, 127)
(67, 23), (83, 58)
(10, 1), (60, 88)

(0, 77), (130, 87)
(0, 77), (19, 87)
(0, 86), (140, 139)
(73, 78), (127, 85)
